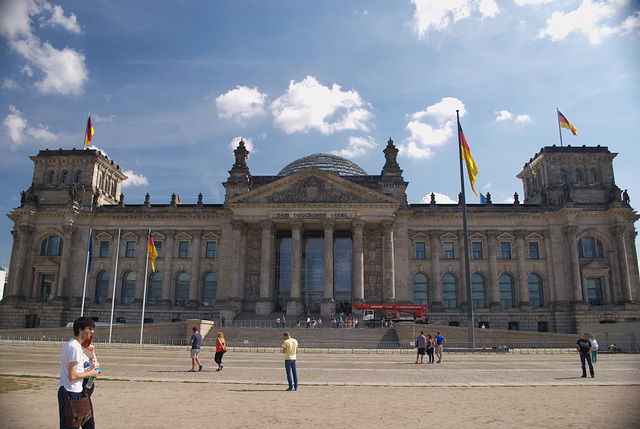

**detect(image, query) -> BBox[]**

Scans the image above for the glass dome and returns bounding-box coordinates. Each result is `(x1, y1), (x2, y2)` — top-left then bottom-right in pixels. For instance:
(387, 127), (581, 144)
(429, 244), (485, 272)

(278, 153), (367, 176)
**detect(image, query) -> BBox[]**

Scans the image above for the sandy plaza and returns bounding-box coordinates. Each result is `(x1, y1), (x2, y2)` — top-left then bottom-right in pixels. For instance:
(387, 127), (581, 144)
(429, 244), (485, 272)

(1, 342), (639, 428)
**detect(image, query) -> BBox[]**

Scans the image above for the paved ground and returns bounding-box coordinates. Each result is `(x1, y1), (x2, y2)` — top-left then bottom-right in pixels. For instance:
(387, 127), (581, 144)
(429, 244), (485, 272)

(1, 342), (639, 387)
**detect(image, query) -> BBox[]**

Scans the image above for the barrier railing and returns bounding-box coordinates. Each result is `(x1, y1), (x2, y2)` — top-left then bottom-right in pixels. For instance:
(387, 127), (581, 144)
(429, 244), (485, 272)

(1, 334), (637, 354)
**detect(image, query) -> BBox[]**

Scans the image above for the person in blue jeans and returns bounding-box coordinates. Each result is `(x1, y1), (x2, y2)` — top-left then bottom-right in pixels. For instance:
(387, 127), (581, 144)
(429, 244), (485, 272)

(282, 332), (298, 391)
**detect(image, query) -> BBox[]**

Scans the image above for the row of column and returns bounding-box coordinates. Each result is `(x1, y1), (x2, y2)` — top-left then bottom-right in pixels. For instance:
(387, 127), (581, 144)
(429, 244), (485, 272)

(232, 218), (391, 317)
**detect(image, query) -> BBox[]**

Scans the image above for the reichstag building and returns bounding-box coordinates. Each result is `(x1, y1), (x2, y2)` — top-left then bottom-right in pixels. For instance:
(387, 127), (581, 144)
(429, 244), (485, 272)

(2, 139), (639, 333)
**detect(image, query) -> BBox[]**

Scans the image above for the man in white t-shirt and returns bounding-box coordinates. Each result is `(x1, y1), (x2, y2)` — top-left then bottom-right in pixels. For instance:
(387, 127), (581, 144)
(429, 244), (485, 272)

(59, 316), (100, 428)
(282, 332), (298, 391)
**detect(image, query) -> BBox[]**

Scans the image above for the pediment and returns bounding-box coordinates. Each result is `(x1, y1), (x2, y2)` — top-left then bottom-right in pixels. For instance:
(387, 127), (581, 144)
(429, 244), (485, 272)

(411, 232), (430, 240)
(469, 232), (487, 240)
(525, 232), (544, 241)
(33, 258), (60, 271)
(497, 232), (515, 241)
(226, 168), (399, 206)
(95, 232), (113, 240)
(202, 232), (220, 240)
(581, 261), (611, 272)
(151, 232), (167, 241)
(440, 232), (458, 240)
(175, 232), (193, 240)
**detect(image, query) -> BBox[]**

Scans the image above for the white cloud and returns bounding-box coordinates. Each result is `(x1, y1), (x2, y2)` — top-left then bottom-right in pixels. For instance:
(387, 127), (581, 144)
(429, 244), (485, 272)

(495, 110), (513, 121)
(410, 0), (499, 39)
(399, 97), (465, 160)
(495, 110), (531, 123)
(0, 0), (88, 95)
(216, 86), (267, 121)
(44, 4), (81, 34)
(3, 104), (58, 150)
(420, 192), (457, 204)
(2, 79), (19, 90)
(514, 0), (553, 5)
(538, 0), (638, 45)
(270, 76), (373, 135)
(227, 136), (255, 154)
(121, 170), (149, 188)
(331, 135), (377, 158)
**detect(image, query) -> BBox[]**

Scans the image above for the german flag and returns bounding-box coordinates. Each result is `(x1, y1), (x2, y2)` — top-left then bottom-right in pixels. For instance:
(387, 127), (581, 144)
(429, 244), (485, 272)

(558, 111), (577, 135)
(84, 115), (94, 147)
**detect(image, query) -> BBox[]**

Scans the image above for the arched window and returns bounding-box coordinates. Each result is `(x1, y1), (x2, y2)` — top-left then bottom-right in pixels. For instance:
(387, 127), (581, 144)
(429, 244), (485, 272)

(95, 271), (109, 304)
(499, 273), (516, 308)
(442, 273), (457, 308)
(174, 272), (190, 305)
(120, 271), (136, 304)
(471, 273), (487, 308)
(413, 273), (428, 305)
(577, 237), (604, 258)
(560, 169), (567, 183)
(62, 171), (69, 183)
(575, 169), (583, 182)
(590, 169), (597, 182)
(202, 272), (218, 306)
(147, 272), (163, 305)
(528, 273), (544, 307)
(47, 171), (55, 183)
(40, 236), (63, 256)
(75, 171), (82, 183)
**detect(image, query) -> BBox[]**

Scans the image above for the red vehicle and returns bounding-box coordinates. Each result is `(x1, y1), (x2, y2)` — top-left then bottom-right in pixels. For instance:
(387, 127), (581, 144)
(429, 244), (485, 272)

(353, 304), (428, 326)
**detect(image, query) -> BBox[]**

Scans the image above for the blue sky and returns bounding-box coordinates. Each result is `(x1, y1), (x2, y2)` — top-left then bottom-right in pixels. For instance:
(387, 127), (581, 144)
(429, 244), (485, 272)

(0, 0), (639, 270)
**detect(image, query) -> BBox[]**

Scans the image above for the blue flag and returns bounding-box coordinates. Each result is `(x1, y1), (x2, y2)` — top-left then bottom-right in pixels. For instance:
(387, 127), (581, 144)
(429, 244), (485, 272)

(87, 233), (93, 274)
(480, 193), (487, 204)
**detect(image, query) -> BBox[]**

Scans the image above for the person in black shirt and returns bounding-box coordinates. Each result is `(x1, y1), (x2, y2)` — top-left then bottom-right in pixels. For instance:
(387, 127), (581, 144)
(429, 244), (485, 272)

(576, 332), (594, 378)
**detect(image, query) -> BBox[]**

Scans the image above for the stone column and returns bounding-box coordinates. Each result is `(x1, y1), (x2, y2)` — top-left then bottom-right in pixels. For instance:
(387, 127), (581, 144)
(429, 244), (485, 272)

(256, 220), (273, 315)
(382, 220), (396, 302)
(564, 225), (583, 305)
(515, 231), (529, 307)
(287, 220), (303, 316)
(458, 230), (467, 308)
(57, 224), (76, 299)
(188, 230), (202, 304)
(160, 230), (175, 304)
(627, 230), (640, 303)
(487, 230), (500, 309)
(228, 220), (245, 308)
(321, 221), (335, 317)
(352, 219), (365, 305)
(6, 226), (34, 300)
(611, 225), (632, 303)
(429, 230), (443, 310)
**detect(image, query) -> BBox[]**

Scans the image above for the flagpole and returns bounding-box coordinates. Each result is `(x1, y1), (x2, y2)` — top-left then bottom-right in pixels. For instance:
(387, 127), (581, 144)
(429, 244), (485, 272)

(556, 108), (563, 147)
(81, 228), (93, 316)
(140, 229), (151, 346)
(109, 228), (121, 344)
(456, 110), (476, 349)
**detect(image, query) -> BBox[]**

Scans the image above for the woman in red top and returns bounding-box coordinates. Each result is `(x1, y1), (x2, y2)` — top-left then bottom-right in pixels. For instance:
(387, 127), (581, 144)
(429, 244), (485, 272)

(215, 332), (226, 371)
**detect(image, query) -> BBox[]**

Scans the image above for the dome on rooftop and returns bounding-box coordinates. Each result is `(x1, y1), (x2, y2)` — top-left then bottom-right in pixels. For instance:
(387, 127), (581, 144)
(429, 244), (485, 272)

(278, 153), (367, 176)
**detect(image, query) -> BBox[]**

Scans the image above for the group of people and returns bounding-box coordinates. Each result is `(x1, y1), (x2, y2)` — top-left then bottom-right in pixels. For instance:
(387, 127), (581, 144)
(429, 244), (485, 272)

(189, 326), (227, 372)
(415, 330), (446, 364)
(576, 333), (599, 378)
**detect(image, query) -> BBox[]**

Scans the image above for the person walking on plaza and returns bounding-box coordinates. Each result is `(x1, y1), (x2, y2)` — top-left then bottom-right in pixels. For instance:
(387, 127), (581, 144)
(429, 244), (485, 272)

(59, 316), (100, 429)
(577, 333), (594, 378)
(215, 332), (226, 371)
(590, 335), (599, 363)
(189, 326), (203, 372)
(282, 332), (298, 391)
(415, 331), (427, 364)
(435, 330), (446, 363)
(426, 334), (435, 364)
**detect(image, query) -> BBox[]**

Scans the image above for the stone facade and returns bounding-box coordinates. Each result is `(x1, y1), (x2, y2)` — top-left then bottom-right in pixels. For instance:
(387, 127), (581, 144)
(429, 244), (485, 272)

(2, 141), (639, 333)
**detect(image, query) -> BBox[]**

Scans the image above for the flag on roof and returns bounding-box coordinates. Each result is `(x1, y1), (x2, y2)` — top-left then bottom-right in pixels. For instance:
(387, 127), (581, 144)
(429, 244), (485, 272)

(459, 122), (479, 197)
(84, 115), (94, 147)
(558, 111), (577, 135)
(148, 237), (158, 272)
(480, 193), (487, 204)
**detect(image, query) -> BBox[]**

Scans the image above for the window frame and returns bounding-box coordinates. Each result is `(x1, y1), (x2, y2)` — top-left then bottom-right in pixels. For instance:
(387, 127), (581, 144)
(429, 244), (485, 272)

(500, 242), (511, 259)
(205, 241), (217, 259)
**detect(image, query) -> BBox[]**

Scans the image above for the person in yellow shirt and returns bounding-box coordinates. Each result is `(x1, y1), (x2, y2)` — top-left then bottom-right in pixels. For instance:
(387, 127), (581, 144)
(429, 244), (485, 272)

(282, 332), (298, 391)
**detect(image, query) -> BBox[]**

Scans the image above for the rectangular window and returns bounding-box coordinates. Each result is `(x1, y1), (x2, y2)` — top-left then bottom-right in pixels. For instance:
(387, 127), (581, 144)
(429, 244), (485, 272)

(415, 242), (426, 259)
(125, 241), (135, 258)
(500, 242), (511, 259)
(529, 242), (540, 259)
(99, 241), (109, 258)
(206, 241), (216, 259)
(154, 241), (162, 257)
(472, 242), (483, 259)
(443, 242), (454, 259)
(179, 241), (189, 258)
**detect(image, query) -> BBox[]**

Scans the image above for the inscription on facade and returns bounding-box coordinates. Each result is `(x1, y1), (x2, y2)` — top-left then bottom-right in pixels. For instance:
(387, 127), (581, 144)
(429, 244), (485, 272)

(271, 212), (352, 219)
